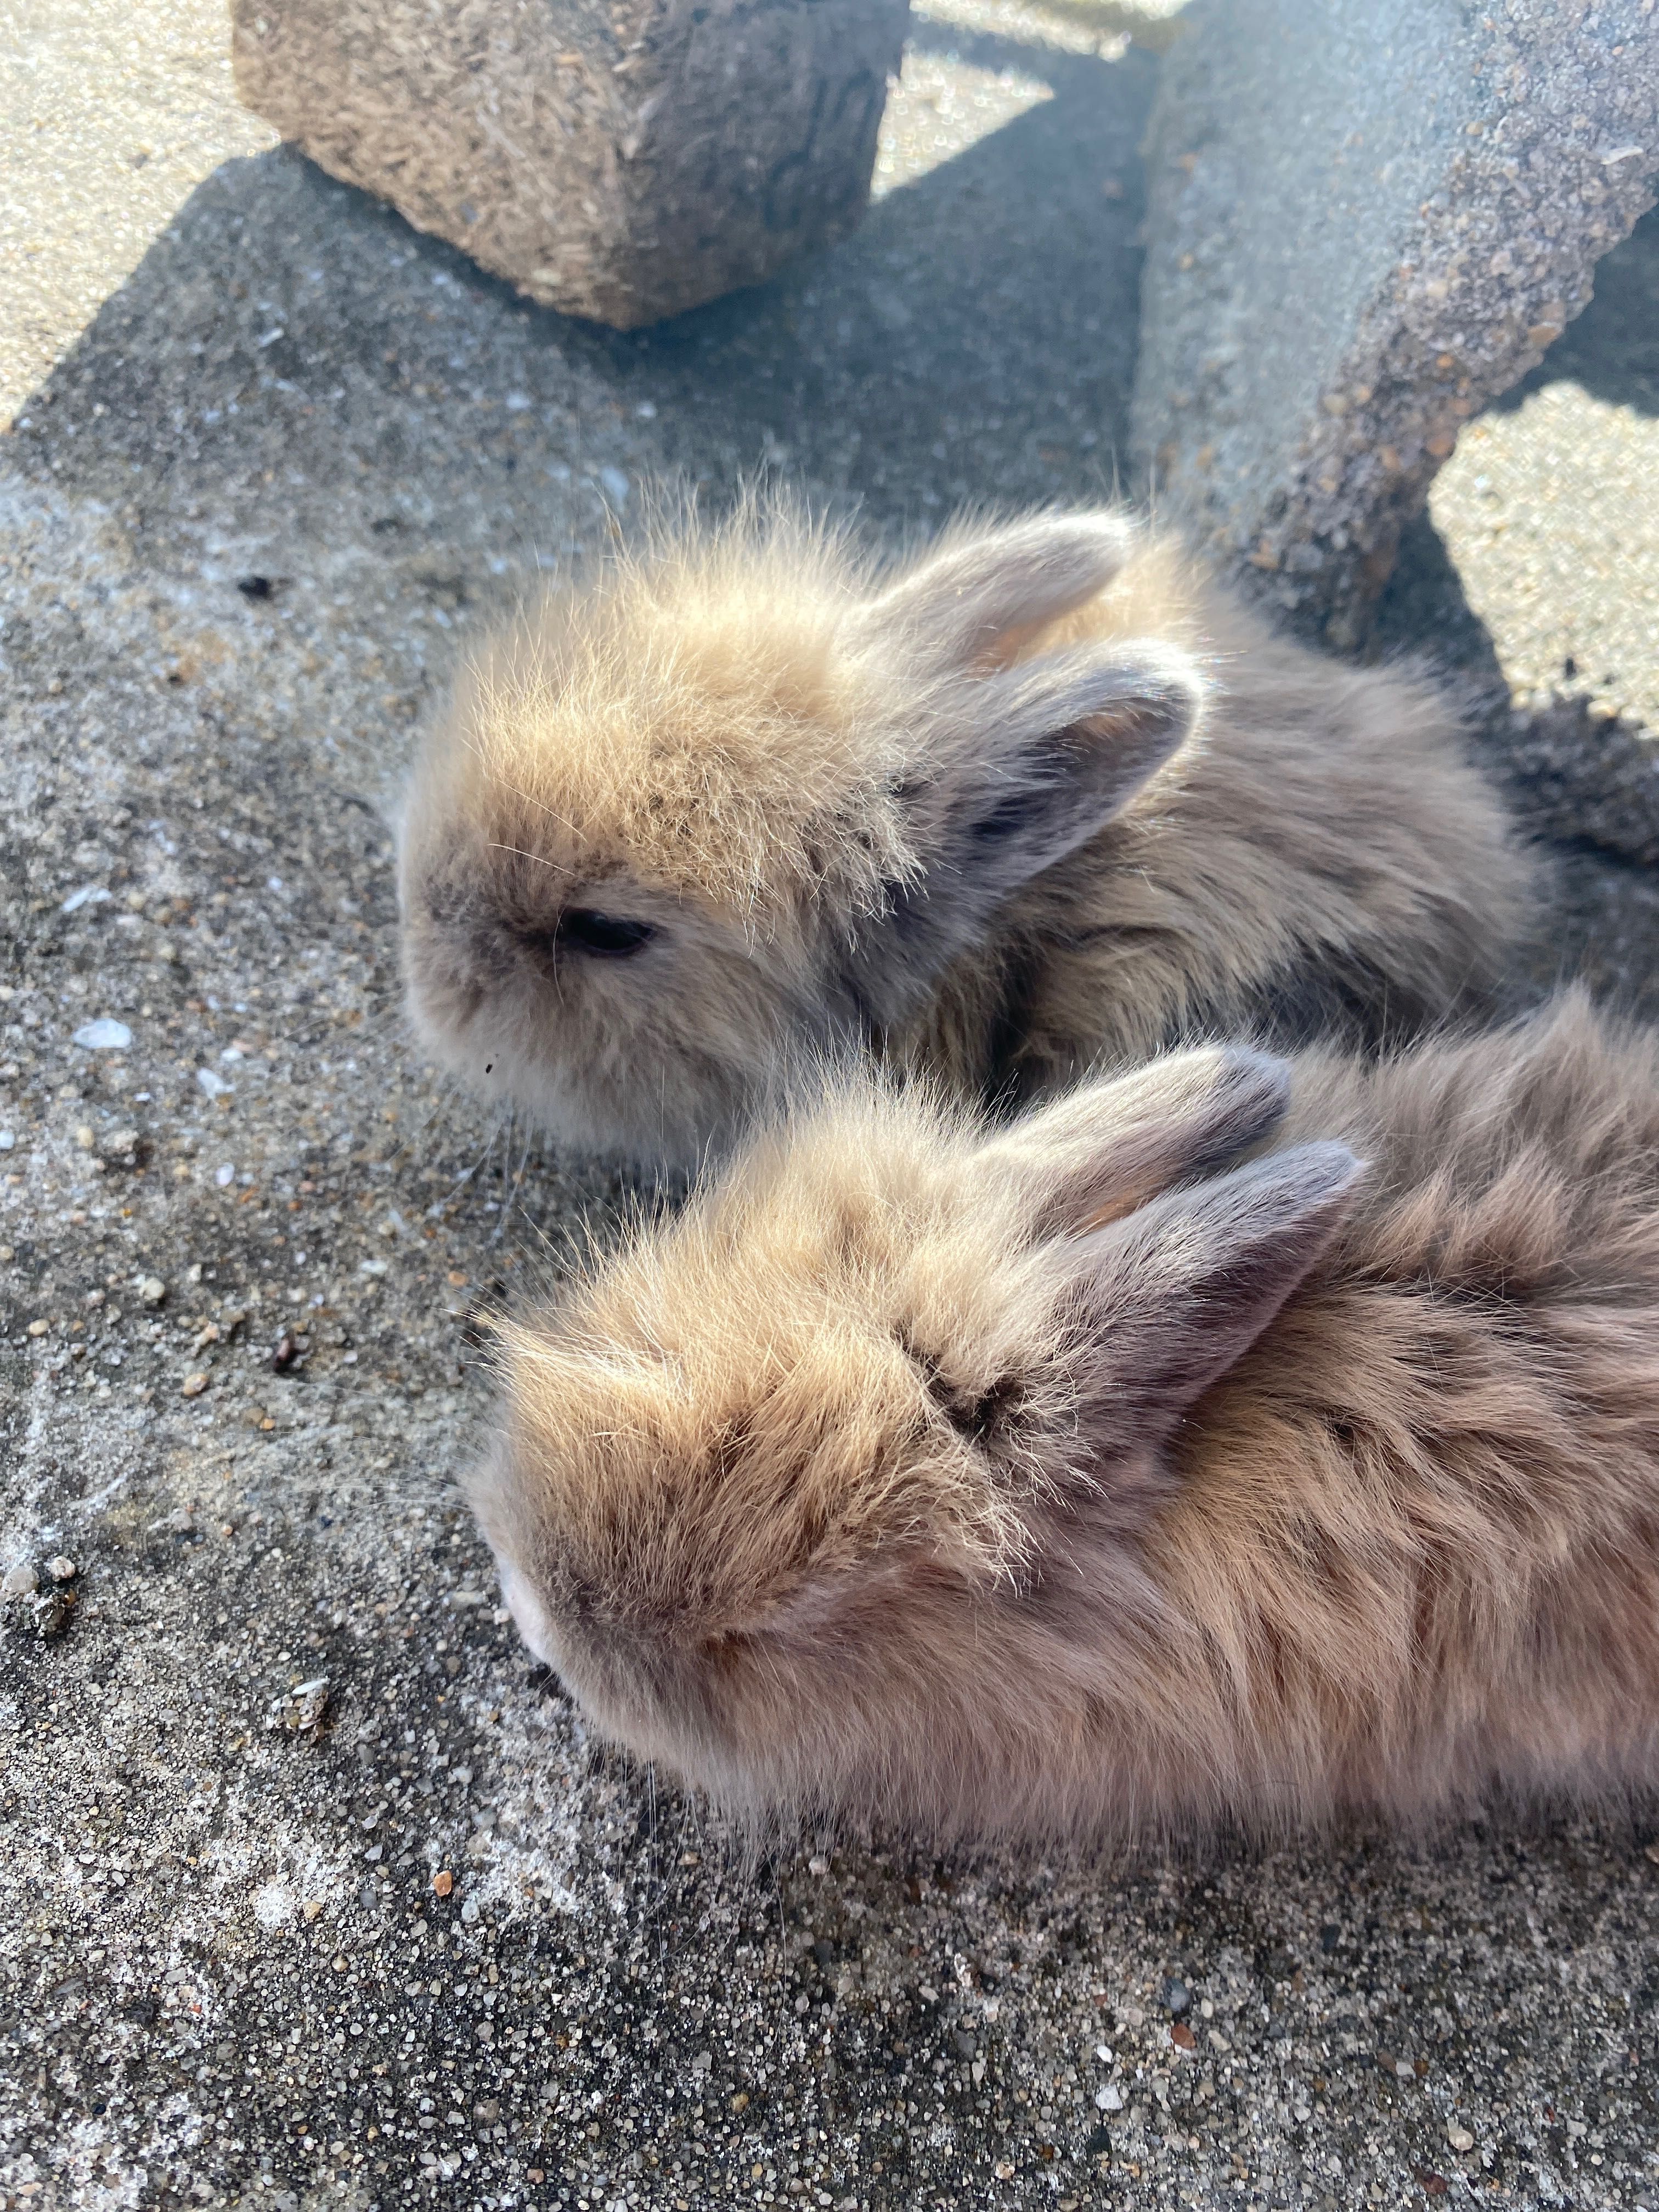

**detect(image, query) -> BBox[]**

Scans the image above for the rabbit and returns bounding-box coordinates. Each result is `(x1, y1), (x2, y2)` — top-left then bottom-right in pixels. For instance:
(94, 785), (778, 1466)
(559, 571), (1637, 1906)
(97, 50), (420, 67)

(397, 496), (1534, 1172)
(472, 988), (1659, 1844)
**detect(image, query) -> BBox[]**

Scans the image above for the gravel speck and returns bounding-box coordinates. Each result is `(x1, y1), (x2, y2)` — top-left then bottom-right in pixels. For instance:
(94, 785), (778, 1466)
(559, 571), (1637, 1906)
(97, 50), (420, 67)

(71, 1017), (132, 1049)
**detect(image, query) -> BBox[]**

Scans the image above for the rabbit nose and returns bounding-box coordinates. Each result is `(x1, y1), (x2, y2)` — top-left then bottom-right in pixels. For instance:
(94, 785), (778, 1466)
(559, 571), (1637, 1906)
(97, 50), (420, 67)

(496, 1558), (560, 1668)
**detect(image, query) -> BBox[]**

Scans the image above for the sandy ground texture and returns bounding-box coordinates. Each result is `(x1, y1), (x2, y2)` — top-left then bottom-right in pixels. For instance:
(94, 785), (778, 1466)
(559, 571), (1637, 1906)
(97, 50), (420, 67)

(3, 5), (1659, 2211)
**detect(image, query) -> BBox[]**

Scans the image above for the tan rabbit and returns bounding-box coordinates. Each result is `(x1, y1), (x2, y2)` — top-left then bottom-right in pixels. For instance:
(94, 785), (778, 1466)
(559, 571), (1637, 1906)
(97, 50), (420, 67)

(397, 498), (1533, 1171)
(475, 989), (1659, 1843)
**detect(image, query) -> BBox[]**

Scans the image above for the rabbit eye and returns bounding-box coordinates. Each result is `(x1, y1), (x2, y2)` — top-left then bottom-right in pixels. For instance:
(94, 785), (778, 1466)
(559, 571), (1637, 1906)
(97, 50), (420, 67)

(941, 1378), (1023, 1446)
(902, 1335), (1020, 1446)
(560, 909), (656, 956)
(522, 910), (657, 960)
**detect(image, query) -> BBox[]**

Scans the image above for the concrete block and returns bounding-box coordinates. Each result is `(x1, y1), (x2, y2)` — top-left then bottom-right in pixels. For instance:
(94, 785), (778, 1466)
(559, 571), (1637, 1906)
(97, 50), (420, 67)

(1131, 0), (1659, 646)
(231, 0), (910, 329)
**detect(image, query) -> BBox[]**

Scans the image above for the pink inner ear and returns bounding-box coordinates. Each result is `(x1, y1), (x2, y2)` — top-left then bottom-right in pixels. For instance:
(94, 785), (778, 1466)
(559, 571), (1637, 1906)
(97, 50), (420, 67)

(1077, 1170), (1179, 1234)
(982, 1047), (1295, 1245)
(496, 1558), (560, 1668)
(1063, 1140), (1369, 1447)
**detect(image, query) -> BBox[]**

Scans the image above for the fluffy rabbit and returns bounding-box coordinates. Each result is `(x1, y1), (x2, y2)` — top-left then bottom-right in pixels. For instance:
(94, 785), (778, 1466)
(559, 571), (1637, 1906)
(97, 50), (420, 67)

(475, 990), (1659, 1842)
(398, 500), (1532, 1171)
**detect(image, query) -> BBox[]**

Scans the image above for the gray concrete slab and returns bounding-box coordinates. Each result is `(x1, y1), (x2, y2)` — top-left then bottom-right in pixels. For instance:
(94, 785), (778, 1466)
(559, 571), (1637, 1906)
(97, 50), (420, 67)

(3, 8), (1658, 2211)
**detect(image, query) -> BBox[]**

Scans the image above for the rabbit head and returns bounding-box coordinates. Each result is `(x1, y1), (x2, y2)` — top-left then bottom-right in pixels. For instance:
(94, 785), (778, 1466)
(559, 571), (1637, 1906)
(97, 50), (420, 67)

(473, 1044), (1363, 1835)
(398, 503), (1205, 1170)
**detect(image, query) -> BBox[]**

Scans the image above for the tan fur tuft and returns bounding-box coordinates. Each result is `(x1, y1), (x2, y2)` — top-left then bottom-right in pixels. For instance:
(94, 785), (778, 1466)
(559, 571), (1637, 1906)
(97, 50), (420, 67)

(463, 500), (915, 921)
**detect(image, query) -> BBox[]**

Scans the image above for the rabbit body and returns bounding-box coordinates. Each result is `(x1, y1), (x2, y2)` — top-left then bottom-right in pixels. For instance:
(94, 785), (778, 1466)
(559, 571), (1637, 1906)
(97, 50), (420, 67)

(477, 991), (1659, 1843)
(399, 504), (1532, 1170)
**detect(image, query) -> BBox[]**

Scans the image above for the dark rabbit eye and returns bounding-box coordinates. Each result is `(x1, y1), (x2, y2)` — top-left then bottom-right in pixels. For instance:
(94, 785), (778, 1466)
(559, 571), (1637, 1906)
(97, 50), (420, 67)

(556, 909), (656, 958)
(901, 1332), (1023, 1446)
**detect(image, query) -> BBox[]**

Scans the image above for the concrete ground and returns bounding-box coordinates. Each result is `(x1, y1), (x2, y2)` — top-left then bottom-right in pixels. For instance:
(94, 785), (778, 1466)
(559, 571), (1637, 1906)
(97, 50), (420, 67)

(2, 6), (1658, 2211)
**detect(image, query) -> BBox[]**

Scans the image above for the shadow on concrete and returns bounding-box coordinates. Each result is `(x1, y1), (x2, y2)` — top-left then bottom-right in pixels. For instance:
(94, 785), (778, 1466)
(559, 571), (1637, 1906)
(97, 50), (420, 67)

(3, 18), (1153, 554)
(5, 16), (1652, 886)
(1491, 202), (1659, 422)
(1378, 205), (1659, 681)
(633, 14), (1155, 516)
(1372, 203), (1659, 885)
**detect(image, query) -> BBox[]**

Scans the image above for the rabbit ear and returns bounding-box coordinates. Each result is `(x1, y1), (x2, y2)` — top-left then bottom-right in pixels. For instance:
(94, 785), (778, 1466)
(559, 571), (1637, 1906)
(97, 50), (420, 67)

(980, 1045), (1295, 1239)
(1060, 1143), (1365, 1453)
(851, 513), (1141, 668)
(842, 640), (1205, 1029)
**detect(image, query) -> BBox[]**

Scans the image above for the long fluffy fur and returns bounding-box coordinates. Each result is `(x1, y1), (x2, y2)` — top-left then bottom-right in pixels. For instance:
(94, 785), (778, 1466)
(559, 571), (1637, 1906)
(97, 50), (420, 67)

(474, 990), (1659, 1844)
(398, 496), (1533, 1169)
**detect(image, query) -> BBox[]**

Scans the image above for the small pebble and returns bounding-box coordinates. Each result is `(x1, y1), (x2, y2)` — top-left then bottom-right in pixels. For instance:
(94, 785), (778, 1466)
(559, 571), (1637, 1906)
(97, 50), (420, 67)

(181, 1370), (210, 1398)
(2, 1562), (40, 1598)
(281, 1679), (329, 1731)
(1096, 2085), (1124, 2112)
(29, 1587), (75, 1640)
(72, 1018), (132, 1050)
(1160, 1977), (1190, 2015)
(47, 1556), (76, 1582)
(1446, 2121), (1475, 2153)
(432, 1869), (454, 1897)
(138, 1276), (166, 1306)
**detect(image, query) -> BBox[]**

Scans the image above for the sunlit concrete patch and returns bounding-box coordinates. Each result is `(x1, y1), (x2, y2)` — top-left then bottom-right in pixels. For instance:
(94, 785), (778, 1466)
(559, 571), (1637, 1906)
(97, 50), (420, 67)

(874, 26), (1056, 199)
(914, 0), (1189, 59)
(1432, 381), (1659, 739)
(0, 0), (276, 424)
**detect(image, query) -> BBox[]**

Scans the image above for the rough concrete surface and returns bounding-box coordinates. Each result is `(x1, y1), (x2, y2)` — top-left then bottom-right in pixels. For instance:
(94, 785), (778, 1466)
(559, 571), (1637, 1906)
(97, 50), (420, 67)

(1132, 0), (1659, 647)
(3, 5), (1659, 2211)
(230, 0), (911, 329)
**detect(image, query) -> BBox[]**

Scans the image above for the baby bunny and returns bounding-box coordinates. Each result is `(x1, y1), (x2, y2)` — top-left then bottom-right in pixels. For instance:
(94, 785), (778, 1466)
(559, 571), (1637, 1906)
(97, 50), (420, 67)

(398, 500), (1532, 1171)
(475, 990), (1659, 1843)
